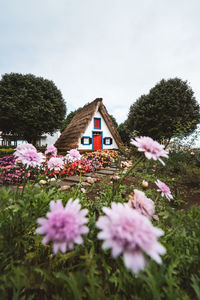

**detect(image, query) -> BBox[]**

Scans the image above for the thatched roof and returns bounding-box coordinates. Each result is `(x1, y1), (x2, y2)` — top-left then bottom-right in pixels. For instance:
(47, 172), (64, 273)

(55, 98), (123, 151)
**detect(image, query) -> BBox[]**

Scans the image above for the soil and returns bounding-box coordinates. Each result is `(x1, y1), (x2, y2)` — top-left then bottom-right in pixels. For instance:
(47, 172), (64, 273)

(86, 173), (200, 209)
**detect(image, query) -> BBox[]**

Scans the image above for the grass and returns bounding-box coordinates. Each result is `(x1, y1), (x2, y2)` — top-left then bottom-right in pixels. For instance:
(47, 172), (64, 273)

(0, 150), (200, 299)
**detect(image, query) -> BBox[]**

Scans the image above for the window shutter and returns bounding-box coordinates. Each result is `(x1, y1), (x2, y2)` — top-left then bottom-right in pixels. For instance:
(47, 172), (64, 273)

(103, 138), (113, 145)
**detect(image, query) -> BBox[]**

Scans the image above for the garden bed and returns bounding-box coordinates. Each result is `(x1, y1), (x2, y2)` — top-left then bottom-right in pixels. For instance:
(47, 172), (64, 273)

(0, 143), (200, 299)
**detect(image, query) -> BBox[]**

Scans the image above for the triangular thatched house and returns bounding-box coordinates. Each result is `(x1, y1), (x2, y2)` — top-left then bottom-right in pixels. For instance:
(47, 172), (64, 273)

(55, 98), (123, 151)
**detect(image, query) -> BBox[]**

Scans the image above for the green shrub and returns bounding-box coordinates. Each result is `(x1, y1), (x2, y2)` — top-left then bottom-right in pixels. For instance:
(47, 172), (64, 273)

(0, 148), (15, 156)
(181, 165), (200, 186)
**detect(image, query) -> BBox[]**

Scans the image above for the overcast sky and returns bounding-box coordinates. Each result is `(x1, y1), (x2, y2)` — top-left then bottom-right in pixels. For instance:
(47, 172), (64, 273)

(0, 0), (200, 144)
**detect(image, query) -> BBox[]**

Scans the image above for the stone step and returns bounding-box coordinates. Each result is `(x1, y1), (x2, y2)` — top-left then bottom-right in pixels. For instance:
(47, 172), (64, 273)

(105, 167), (120, 172)
(95, 169), (115, 175)
(84, 172), (106, 178)
(63, 176), (87, 183)
(58, 181), (75, 187)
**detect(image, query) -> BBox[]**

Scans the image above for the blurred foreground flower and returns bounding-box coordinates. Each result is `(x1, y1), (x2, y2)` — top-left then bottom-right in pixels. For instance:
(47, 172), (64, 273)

(45, 145), (57, 157)
(128, 189), (155, 219)
(96, 202), (166, 274)
(131, 136), (168, 165)
(155, 179), (173, 201)
(36, 199), (89, 254)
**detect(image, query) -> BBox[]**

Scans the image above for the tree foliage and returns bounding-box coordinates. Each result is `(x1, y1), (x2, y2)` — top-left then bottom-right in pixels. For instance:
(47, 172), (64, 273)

(118, 121), (131, 145)
(127, 78), (200, 142)
(0, 73), (66, 144)
(60, 108), (81, 132)
(109, 114), (118, 129)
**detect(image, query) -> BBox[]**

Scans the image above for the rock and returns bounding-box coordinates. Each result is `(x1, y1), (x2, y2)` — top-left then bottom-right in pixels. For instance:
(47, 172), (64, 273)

(59, 185), (71, 191)
(81, 182), (91, 187)
(86, 177), (96, 184)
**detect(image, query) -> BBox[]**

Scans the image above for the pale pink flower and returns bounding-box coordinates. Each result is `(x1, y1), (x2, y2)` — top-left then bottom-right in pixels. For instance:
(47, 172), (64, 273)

(155, 180), (173, 201)
(65, 149), (82, 163)
(45, 145), (57, 157)
(81, 188), (86, 193)
(128, 189), (155, 219)
(96, 202), (166, 274)
(14, 143), (36, 158)
(15, 149), (45, 168)
(36, 199), (89, 254)
(47, 157), (64, 171)
(131, 136), (168, 165)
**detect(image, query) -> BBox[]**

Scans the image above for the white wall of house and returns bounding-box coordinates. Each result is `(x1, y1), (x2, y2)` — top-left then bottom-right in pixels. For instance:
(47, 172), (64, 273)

(78, 111), (118, 150)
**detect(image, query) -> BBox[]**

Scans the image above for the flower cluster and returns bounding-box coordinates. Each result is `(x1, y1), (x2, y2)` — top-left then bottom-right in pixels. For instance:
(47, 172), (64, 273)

(83, 150), (119, 167)
(0, 155), (16, 167)
(44, 158), (93, 178)
(0, 164), (27, 185)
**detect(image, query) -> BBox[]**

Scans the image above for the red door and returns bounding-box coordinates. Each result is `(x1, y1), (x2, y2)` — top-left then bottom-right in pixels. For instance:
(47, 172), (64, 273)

(93, 132), (102, 150)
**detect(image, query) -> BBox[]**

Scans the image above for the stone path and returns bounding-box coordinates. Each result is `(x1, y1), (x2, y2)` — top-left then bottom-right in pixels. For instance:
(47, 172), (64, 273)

(58, 166), (120, 190)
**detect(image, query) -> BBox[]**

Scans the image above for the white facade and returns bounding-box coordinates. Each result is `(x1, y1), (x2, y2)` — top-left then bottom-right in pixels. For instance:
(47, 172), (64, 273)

(78, 111), (118, 150)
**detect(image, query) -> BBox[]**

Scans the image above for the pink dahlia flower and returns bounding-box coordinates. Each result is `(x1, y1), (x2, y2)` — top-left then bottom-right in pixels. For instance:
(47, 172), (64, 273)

(128, 189), (155, 219)
(131, 136), (168, 165)
(155, 180), (173, 201)
(15, 149), (45, 168)
(65, 149), (82, 163)
(45, 145), (57, 157)
(47, 157), (64, 171)
(14, 143), (36, 158)
(36, 199), (89, 254)
(96, 202), (166, 274)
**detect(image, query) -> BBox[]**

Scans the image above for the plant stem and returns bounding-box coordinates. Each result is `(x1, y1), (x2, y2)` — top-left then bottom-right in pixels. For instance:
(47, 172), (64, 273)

(119, 155), (144, 186)
(113, 155), (144, 196)
(21, 168), (28, 196)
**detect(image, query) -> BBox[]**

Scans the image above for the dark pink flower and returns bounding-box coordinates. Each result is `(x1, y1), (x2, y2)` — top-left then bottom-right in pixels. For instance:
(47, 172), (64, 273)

(36, 199), (89, 254)
(131, 136), (168, 165)
(96, 202), (166, 274)
(155, 180), (173, 201)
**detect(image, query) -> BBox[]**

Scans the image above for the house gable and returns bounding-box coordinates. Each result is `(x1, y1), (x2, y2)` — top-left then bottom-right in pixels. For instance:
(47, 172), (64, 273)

(78, 110), (118, 150)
